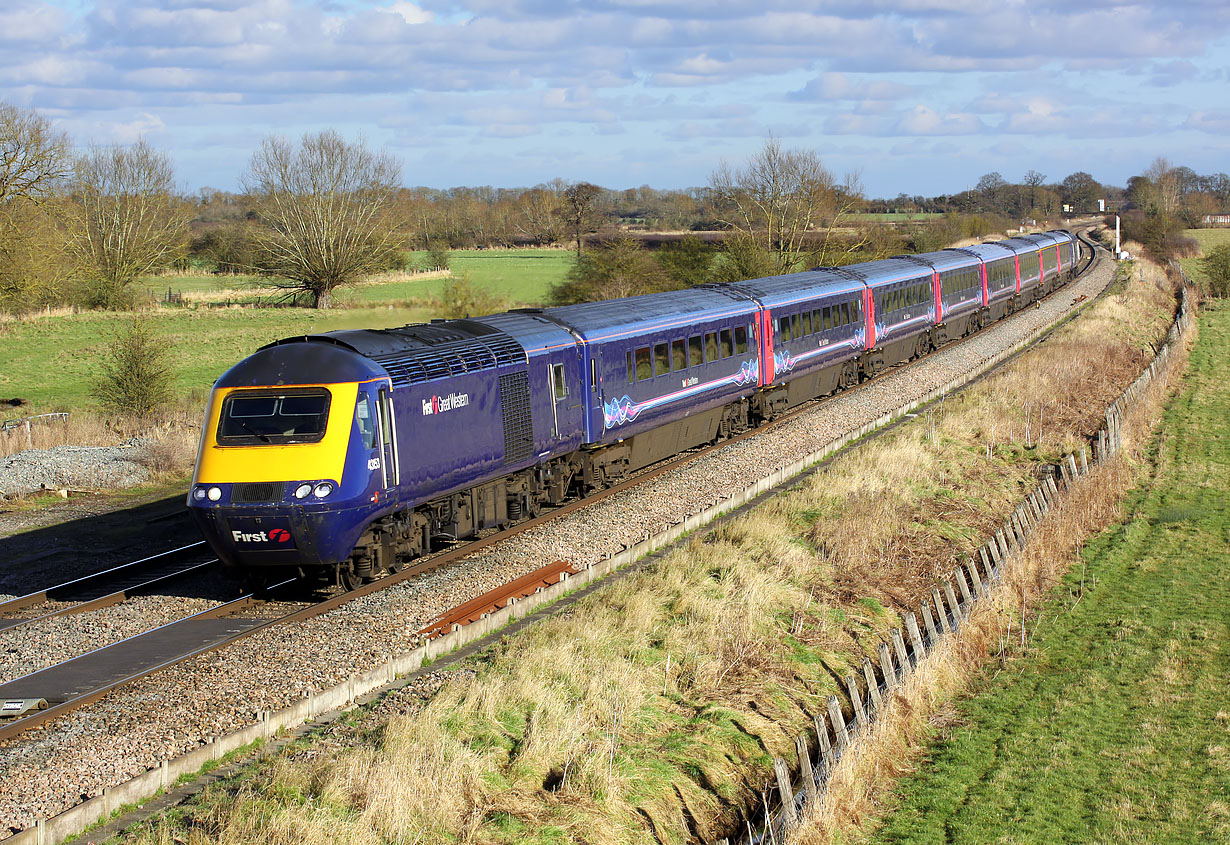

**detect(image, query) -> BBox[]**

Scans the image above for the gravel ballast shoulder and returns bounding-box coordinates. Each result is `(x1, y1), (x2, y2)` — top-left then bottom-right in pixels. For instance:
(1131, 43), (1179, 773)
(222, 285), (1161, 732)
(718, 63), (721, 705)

(0, 439), (152, 499)
(0, 262), (1115, 836)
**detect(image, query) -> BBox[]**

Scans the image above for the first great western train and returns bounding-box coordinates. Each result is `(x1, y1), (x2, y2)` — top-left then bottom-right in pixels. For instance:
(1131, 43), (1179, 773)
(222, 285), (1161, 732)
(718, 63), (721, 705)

(188, 231), (1079, 586)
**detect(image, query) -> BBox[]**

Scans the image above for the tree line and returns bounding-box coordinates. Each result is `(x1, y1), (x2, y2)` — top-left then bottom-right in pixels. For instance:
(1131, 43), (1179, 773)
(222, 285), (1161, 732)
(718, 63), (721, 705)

(4, 98), (1228, 315)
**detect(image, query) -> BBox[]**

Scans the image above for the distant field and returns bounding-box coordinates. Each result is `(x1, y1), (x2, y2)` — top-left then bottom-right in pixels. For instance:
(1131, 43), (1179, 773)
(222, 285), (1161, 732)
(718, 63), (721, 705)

(848, 212), (943, 222)
(0, 304), (433, 414)
(140, 248), (572, 307)
(869, 301), (1230, 844)
(1183, 227), (1230, 253)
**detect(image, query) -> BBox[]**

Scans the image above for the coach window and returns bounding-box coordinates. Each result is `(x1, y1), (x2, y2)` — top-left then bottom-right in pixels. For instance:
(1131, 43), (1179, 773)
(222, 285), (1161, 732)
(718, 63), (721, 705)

(635, 346), (652, 381)
(840, 302), (851, 325)
(552, 364), (567, 400)
(779, 317), (793, 342)
(689, 335), (703, 367)
(801, 310), (812, 336)
(654, 342), (669, 377)
(671, 338), (686, 371)
(791, 313), (802, 340)
(812, 309), (822, 332)
(720, 328), (733, 358)
(626, 350), (634, 384)
(852, 299), (861, 322)
(734, 325), (748, 355)
(705, 331), (718, 362)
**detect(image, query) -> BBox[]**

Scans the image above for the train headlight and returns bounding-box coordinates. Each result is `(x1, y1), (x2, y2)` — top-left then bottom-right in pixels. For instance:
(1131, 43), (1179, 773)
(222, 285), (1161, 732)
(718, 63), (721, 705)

(207, 486), (222, 502)
(294, 483), (313, 499)
(193, 487), (206, 501)
(313, 482), (334, 498)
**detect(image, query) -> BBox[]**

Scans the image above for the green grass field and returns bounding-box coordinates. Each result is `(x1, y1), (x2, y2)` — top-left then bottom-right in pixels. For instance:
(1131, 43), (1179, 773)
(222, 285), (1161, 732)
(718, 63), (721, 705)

(4, 248), (574, 416)
(848, 212), (944, 223)
(139, 248), (574, 307)
(1183, 227), (1230, 253)
(0, 305), (433, 413)
(870, 300), (1230, 844)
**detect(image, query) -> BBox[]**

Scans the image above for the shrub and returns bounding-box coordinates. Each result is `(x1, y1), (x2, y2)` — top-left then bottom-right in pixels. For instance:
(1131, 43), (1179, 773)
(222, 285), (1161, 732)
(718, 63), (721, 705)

(426, 240), (451, 271)
(439, 273), (506, 318)
(92, 318), (175, 419)
(1202, 244), (1230, 298)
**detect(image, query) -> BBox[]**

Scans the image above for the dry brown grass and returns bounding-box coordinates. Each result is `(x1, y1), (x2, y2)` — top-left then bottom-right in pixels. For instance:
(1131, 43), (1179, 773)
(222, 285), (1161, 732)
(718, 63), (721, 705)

(0, 407), (199, 483)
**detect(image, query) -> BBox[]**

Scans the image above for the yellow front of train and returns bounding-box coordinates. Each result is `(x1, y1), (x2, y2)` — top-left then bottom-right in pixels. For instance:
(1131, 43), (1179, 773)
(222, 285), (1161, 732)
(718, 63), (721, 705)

(187, 339), (392, 572)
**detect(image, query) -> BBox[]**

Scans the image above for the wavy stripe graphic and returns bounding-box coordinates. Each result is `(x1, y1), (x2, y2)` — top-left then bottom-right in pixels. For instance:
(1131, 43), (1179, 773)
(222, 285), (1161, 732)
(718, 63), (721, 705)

(603, 359), (758, 429)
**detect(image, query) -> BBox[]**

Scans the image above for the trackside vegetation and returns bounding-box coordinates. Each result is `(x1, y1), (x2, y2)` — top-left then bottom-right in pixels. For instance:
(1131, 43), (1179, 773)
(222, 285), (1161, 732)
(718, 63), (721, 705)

(123, 252), (1184, 844)
(862, 300), (1229, 845)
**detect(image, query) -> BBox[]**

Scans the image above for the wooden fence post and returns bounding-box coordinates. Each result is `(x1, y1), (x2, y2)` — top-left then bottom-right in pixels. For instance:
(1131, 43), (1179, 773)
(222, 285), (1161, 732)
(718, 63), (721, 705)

(775, 756), (797, 832)
(814, 711), (833, 769)
(828, 696), (850, 750)
(906, 611), (926, 657)
(944, 581), (963, 623)
(931, 587), (949, 633)
(892, 628), (912, 671)
(980, 546), (996, 580)
(955, 567), (973, 609)
(965, 560), (983, 599)
(921, 600), (939, 643)
(846, 675), (866, 727)
(879, 641), (897, 688)
(796, 733), (817, 809)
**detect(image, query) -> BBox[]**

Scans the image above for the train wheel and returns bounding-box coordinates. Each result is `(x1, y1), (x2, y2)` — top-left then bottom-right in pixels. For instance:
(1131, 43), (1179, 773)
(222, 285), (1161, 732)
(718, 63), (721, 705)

(840, 362), (858, 389)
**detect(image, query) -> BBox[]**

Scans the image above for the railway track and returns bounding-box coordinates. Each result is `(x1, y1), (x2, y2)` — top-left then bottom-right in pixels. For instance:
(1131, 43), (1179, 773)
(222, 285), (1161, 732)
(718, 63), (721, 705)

(0, 232), (1102, 745)
(0, 542), (218, 634)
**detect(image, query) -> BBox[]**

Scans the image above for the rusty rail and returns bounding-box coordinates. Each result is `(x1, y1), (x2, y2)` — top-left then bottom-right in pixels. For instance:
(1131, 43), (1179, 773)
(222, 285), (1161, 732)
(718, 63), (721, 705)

(418, 560), (577, 640)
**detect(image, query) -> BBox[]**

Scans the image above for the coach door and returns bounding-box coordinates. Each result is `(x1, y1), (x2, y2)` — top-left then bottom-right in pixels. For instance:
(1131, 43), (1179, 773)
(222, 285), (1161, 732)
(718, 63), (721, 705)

(546, 349), (584, 449)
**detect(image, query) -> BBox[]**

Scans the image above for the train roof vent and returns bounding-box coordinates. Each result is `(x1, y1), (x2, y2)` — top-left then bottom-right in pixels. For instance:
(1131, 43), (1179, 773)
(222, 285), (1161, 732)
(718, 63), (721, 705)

(369, 332), (526, 387)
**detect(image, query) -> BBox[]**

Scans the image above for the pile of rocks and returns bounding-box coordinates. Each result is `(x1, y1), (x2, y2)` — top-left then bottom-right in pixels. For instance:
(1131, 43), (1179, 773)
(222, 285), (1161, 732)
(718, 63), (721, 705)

(0, 439), (152, 499)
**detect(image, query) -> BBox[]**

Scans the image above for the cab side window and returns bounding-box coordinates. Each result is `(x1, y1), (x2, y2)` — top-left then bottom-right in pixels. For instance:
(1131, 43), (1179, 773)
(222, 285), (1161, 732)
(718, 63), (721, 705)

(355, 394), (377, 450)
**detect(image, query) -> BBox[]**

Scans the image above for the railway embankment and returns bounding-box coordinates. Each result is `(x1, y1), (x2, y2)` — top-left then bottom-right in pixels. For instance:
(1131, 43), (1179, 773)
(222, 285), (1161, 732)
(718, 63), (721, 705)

(79, 252), (1189, 845)
(848, 299), (1223, 843)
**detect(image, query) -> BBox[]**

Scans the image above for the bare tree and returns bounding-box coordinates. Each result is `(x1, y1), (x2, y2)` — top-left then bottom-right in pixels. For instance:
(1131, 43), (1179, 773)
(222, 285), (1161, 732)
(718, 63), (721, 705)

(246, 130), (402, 309)
(1022, 169), (1046, 212)
(0, 101), (70, 206)
(563, 181), (603, 257)
(1144, 157), (1181, 220)
(710, 138), (863, 275)
(515, 184), (566, 246)
(67, 139), (191, 309)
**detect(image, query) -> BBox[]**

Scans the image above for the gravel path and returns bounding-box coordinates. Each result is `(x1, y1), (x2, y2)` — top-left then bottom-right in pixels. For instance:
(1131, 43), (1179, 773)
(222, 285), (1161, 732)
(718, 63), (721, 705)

(0, 439), (152, 500)
(0, 260), (1114, 836)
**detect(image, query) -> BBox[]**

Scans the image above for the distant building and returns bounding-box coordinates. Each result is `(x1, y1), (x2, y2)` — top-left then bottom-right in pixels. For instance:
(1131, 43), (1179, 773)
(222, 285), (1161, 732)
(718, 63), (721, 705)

(1203, 214), (1230, 226)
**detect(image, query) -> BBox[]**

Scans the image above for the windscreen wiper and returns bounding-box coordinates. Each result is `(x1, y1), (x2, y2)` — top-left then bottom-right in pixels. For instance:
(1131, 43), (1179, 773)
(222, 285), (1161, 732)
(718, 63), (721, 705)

(241, 421), (272, 443)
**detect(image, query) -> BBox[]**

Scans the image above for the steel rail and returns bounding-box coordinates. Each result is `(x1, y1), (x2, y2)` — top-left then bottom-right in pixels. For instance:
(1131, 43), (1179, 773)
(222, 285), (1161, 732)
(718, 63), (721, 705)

(1, 560), (220, 633)
(0, 541), (209, 616)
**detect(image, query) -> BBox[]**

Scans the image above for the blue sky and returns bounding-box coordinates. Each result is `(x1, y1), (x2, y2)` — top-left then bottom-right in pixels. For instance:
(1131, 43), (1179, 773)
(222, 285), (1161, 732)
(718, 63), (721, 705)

(3, 0), (1228, 196)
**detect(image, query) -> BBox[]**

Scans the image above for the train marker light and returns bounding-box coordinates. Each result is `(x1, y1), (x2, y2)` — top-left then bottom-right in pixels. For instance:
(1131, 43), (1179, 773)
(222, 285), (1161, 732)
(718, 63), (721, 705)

(313, 482), (334, 498)
(207, 486), (222, 501)
(193, 487), (206, 501)
(294, 483), (313, 499)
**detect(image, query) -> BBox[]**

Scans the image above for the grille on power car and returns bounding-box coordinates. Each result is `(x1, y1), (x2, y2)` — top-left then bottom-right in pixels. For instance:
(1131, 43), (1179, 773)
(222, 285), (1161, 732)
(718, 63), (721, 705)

(499, 371), (534, 465)
(231, 482), (282, 503)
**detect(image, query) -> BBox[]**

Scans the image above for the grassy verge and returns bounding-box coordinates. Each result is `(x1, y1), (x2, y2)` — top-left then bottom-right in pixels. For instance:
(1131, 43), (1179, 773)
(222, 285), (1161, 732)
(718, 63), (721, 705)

(854, 300), (1227, 845)
(118, 260), (1181, 844)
